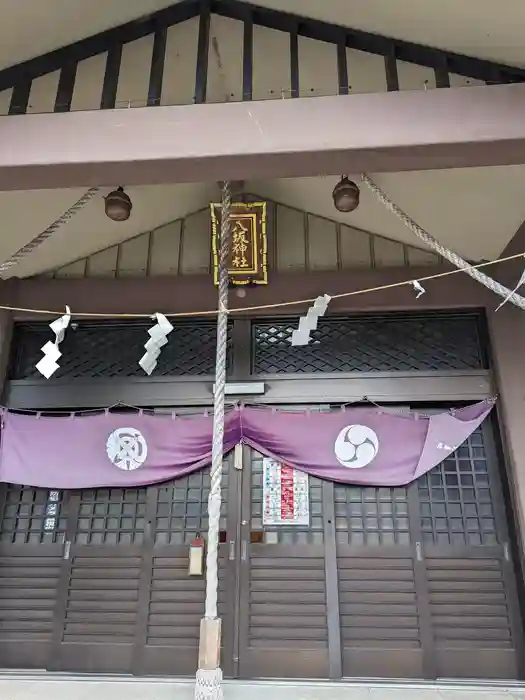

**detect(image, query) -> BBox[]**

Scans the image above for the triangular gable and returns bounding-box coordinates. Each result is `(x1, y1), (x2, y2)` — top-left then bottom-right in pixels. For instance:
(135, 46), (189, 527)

(42, 194), (440, 279)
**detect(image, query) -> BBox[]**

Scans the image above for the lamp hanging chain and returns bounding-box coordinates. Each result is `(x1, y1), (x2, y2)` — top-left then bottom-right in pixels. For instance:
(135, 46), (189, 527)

(195, 180), (231, 700)
(0, 187), (100, 278)
(360, 174), (525, 310)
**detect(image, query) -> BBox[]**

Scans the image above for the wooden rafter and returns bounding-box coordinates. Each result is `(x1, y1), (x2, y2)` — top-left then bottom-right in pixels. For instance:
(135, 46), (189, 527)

(0, 0), (523, 115)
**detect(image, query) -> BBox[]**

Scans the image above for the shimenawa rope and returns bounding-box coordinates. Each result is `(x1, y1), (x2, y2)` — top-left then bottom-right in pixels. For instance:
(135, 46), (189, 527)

(194, 181), (231, 700)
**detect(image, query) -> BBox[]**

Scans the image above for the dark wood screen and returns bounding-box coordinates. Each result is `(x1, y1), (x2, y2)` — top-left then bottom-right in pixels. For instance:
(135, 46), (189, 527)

(0, 411), (522, 681)
(49, 487), (148, 672)
(8, 312), (487, 382)
(417, 423), (523, 678)
(333, 484), (424, 677)
(0, 485), (66, 668)
(139, 463), (231, 676)
(252, 312), (488, 374)
(8, 320), (233, 379)
(237, 448), (328, 678)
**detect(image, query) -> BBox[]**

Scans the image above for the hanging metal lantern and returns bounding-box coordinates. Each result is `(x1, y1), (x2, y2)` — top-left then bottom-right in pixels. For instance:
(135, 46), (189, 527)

(332, 176), (360, 213)
(104, 187), (132, 221)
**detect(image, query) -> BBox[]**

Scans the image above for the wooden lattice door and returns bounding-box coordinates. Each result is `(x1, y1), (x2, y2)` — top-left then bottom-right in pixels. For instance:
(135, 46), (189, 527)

(135, 456), (238, 677)
(234, 406), (524, 682)
(48, 485), (151, 673)
(0, 484), (69, 669)
(237, 445), (330, 679)
(48, 455), (239, 676)
(415, 419), (524, 679)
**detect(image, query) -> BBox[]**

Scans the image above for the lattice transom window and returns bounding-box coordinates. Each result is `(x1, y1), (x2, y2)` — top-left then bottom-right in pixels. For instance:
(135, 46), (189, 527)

(9, 320), (233, 379)
(253, 313), (486, 374)
(334, 486), (410, 546)
(418, 428), (498, 546)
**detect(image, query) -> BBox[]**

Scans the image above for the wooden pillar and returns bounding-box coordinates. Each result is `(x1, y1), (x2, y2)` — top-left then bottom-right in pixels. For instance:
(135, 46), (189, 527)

(0, 309), (13, 399)
(487, 305), (525, 568)
(0, 309), (13, 511)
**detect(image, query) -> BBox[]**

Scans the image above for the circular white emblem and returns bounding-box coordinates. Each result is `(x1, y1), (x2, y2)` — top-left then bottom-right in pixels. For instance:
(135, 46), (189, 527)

(106, 428), (148, 471)
(334, 424), (379, 469)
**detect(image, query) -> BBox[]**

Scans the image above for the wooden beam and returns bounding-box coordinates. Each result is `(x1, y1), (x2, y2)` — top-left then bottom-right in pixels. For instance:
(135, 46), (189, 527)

(7, 265), (492, 320)
(242, 13), (254, 101)
(147, 27), (168, 107)
(100, 45), (123, 110)
(194, 0), (211, 104)
(0, 83), (525, 190)
(0, 0), (522, 100)
(54, 62), (77, 113)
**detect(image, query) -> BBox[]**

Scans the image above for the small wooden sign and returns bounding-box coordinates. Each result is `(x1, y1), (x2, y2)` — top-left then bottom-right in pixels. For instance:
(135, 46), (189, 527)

(210, 201), (268, 286)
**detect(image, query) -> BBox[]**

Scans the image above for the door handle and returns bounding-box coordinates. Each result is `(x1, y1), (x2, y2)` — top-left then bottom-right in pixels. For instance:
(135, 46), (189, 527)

(415, 541), (422, 562)
(503, 542), (510, 562)
(228, 540), (236, 561)
(63, 540), (71, 561)
(241, 541), (247, 561)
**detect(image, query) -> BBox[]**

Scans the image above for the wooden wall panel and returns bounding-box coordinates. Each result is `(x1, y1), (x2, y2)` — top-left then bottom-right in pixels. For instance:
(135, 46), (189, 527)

(117, 233), (150, 278)
(48, 198), (440, 280)
(87, 246), (119, 278)
(149, 221), (182, 276)
(275, 205), (307, 271)
(307, 215), (339, 271)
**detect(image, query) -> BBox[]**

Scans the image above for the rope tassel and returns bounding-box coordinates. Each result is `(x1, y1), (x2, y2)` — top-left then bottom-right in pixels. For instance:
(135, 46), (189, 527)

(194, 181), (231, 700)
(495, 267), (525, 311)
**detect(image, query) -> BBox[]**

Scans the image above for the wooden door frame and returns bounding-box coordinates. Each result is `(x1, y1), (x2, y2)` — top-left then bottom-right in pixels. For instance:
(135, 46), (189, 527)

(48, 491), (79, 670)
(480, 420), (525, 678)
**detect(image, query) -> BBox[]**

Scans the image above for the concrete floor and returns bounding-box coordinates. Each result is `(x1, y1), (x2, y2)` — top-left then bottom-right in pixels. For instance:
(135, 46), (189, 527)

(1, 675), (525, 700)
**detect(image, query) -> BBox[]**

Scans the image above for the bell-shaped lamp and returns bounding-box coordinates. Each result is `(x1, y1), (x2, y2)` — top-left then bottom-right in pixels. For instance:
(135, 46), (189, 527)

(332, 176), (360, 213)
(105, 187), (132, 222)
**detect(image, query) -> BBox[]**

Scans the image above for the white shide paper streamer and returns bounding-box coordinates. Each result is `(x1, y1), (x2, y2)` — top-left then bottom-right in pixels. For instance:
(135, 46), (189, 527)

(290, 294), (331, 346)
(35, 306), (71, 379)
(139, 313), (174, 375)
(412, 280), (426, 298)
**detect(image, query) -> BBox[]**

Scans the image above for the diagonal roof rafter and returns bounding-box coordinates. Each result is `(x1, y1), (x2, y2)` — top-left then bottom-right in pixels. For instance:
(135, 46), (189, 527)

(0, 0), (523, 101)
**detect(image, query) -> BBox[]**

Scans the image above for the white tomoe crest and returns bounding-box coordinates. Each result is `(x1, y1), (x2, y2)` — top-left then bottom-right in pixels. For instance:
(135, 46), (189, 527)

(334, 424), (379, 469)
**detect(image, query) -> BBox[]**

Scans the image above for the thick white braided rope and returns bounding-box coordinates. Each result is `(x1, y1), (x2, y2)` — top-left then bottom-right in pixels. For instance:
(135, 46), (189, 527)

(0, 188), (100, 278)
(205, 179), (230, 621)
(360, 174), (525, 310)
(195, 181), (231, 700)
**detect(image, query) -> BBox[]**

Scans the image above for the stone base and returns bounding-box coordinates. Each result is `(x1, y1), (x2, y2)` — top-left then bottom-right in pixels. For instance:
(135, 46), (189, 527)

(0, 674), (524, 700)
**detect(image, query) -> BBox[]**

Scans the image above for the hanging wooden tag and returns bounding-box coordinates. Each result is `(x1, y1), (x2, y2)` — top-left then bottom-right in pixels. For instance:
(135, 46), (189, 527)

(188, 533), (205, 576)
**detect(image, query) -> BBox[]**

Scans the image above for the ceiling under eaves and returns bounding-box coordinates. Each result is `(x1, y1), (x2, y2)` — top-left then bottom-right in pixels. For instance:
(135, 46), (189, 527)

(0, 0), (524, 70)
(0, 1), (523, 278)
